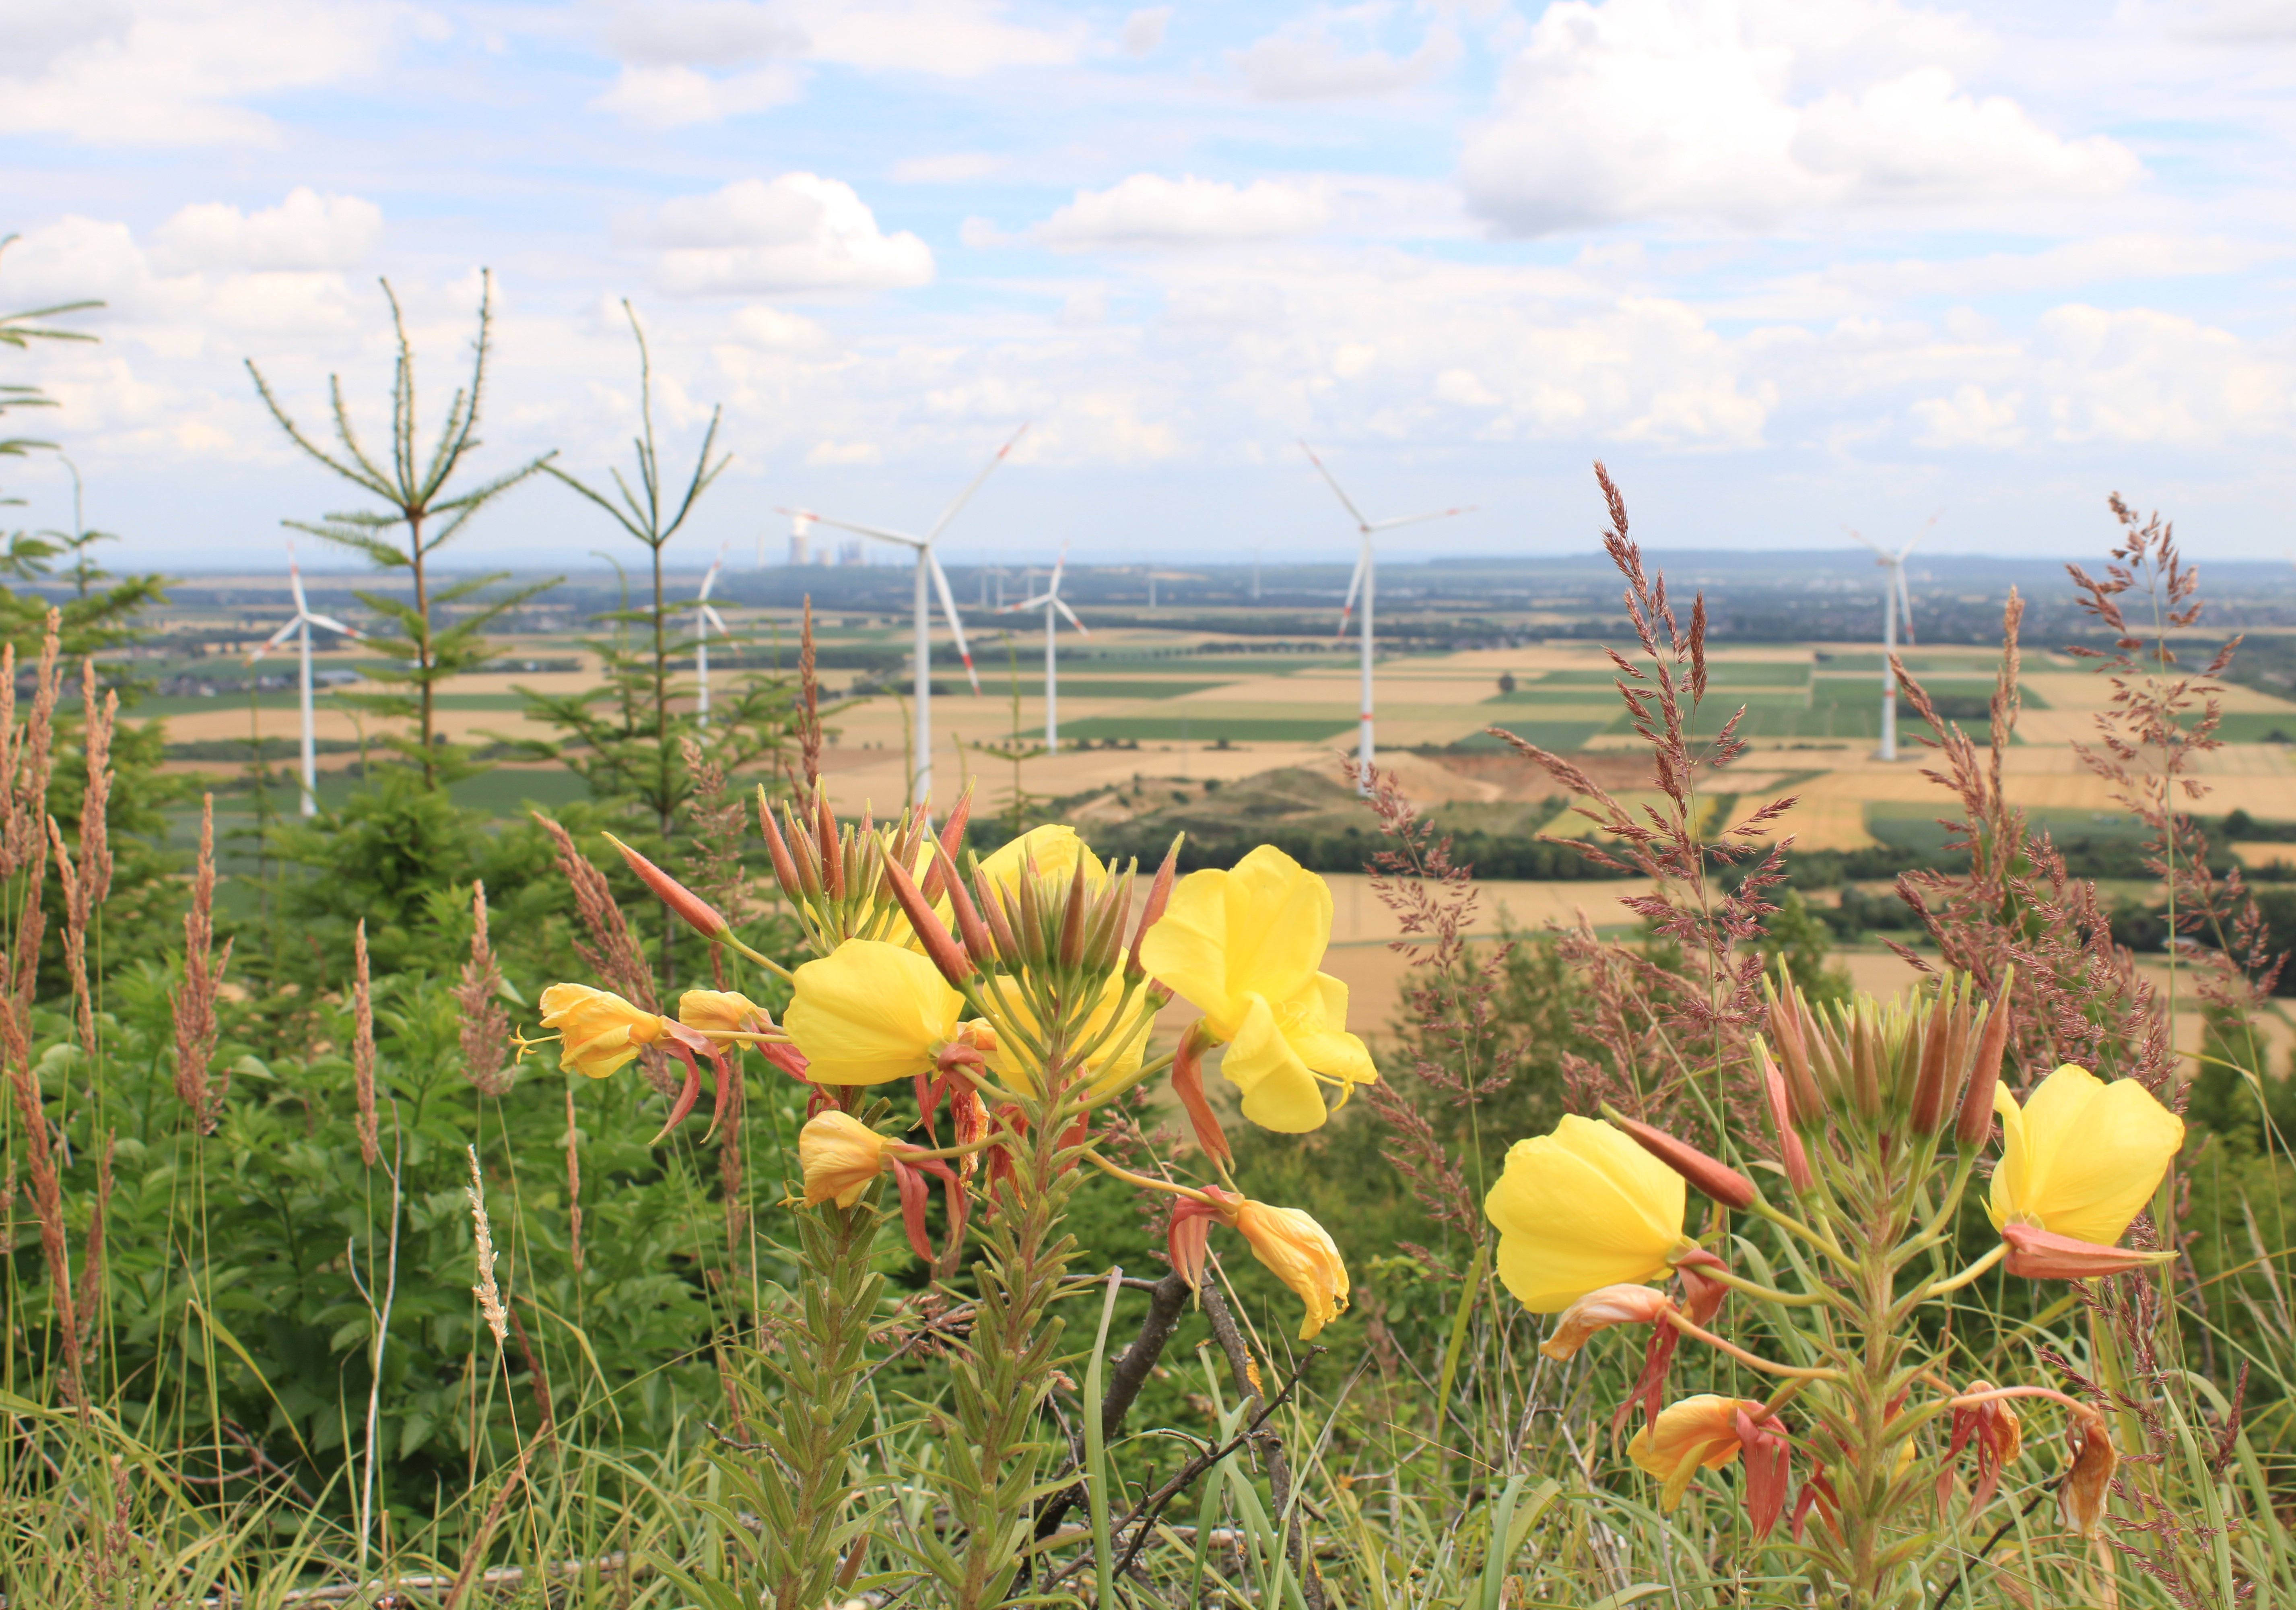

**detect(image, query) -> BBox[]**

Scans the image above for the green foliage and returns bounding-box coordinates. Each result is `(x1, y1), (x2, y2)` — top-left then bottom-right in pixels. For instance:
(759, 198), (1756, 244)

(1757, 887), (1855, 1009)
(246, 274), (554, 788)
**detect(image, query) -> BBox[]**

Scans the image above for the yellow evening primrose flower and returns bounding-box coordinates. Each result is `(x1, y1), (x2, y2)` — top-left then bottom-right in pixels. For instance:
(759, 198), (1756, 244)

(1987, 1064), (2185, 1247)
(1136, 844), (1375, 1132)
(976, 824), (1107, 903)
(538, 983), (668, 1080)
(1233, 1200), (1350, 1340)
(785, 939), (966, 1086)
(977, 974), (1156, 1102)
(1485, 1115), (1689, 1313)
(797, 1111), (893, 1207)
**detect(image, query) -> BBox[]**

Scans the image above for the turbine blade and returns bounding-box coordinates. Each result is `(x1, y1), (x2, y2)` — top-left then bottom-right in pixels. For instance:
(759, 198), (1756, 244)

(929, 550), (981, 695)
(247, 619), (300, 664)
(289, 560), (309, 615)
(1369, 504), (1476, 532)
(1049, 536), (1069, 597)
(925, 423), (1029, 543)
(303, 612), (361, 638)
(1844, 525), (1890, 560)
(703, 604), (730, 634)
(1002, 594), (1053, 612)
(698, 539), (730, 601)
(1336, 551), (1366, 638)
(1301, 440), (1373, 533)
(1055, 597), (1088, 635)
(775, 506), (924, 548)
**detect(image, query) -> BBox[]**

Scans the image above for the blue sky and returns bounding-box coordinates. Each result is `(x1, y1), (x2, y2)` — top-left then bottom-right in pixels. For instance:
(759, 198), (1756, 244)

(3, 0), (2293, 574)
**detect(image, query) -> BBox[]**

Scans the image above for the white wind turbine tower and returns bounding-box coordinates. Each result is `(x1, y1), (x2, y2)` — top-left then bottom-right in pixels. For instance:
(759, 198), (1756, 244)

(1847, 514), (1937, 762)
(693, 541), (732, 728)
(781, 425), (1024, 805)
(1301, 442), (1475, 791)
(1001, 539), (1087, 753)
(247, 541), (364, 818)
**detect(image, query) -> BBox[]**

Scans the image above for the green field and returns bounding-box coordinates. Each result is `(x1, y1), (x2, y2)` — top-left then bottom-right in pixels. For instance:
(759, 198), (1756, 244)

(974, 678), (1229, 700)
(1454, 718), (1612, 752)
(1060, 714), (1355, 743)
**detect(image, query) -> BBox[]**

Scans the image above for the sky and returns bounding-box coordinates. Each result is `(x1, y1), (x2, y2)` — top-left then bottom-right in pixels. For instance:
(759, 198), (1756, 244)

(2, 0), (2294, 575)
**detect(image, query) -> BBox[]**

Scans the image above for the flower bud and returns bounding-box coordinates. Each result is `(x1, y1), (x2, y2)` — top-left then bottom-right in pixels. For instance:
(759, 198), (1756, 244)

(756, 787), (806, 904)
(935, 842), (996, 963)
(1908, 983), (1957, 1134)
(817, 795), (845, 899)
(678, 989), (771, 1036)
(1128, 834), (1182, 978)
(796, 1111), (891, 1206)
(1762, 973), (1823, 1123)
(878, 842), (976, 985)
(1756, 1042), (1815, 1193)
(1171, 1018), (1233, 1167)
(1604, 1108), (1757, 1210)
(605, 832), (729, 939)
(920, 785), (974, 903)
(1956, 967), (2015, 1147)
(1999, 1221), (2174, 1280)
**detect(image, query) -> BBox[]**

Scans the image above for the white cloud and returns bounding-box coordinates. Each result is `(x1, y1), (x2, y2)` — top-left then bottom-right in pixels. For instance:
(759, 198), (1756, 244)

(592, 62), (802, 125)
(1460, 0), (2138, 235)
(150, 188), (383, 274)
(892, 152), (1002, 184)
(807, 440), (884, 464)
(0, 0), (390, 145)
(1911, 384), (2024, 448)
(1034, 174), (1330, 250)
(1121, 6), (1172, 56)
(779, 0), (1084, 76)
(653, 174), (935, 295)
(1233, 21), (1461, 99)
(2037, 305), (2292, 445)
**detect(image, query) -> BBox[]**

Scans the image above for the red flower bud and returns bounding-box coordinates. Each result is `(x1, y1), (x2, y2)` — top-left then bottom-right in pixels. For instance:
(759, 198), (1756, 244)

(605, 832), (729, 939)
(1128, 834), (1183, 978)
(1605, 1108), (1757, 1210)
(757, 788), (805, 904)
(2000, 1221), (2171, 1280)
(1171, 1019), (1232, 1167)
(1757, 1043), (1815, 1193)
(879, 841), (975, 984)
(1956, 966), (2016, 1147)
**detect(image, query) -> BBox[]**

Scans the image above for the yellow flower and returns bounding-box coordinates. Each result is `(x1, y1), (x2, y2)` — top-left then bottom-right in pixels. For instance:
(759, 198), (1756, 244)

(785, 939), (966, 1086)
(1485, 1115), (1688, 1313)
(796, 1111), (893, 1207)
(677, 989), (770, 1036)
(976, 824), (1107, 903)
(539, 983), (668, 1080)
(976, 974), (1156, 1102)
(1136, 845), (1375, 1132)
(1628, 1395), (1763, 1511)
(1233, 1200), (1350, 1340)
(1987, 1064), (2185, 1246)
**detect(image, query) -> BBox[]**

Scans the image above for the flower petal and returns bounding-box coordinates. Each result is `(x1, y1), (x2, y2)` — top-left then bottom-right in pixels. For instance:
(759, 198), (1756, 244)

(1486, 1115), (1687, 1313)
(1221, 993), (1327, 1133)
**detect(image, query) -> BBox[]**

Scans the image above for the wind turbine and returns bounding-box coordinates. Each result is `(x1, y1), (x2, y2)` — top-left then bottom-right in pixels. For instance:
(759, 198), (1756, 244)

(693, 541), (732, 728)
(1001, 539), (1087, 753)
(247, 541), (363, 818)
(780, 425), (1024, 805)
(1847, 515), (1937, 762)
(1301, 442), (1475, 792)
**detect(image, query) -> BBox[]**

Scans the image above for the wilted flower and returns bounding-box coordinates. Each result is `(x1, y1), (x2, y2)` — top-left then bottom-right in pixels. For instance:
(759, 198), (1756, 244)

(1988, 1063), (2183, 1247)
(1233, 1199), (1350, 1340)
(1486, 1115), (1689, 1313)
(677, 989), (773, 1036)
(796, 1111), (893, 1207)
(1136, 845), (1375, 1132)
(2060, 1406), (2119, 1538)
(1540, 1283), (1675, 1362)
(538, 983), (670, 1080)
(1944, 1384), (2023, 1514)
(1627, 1395), (1774, 1515)
(786, 939), (966, 1086)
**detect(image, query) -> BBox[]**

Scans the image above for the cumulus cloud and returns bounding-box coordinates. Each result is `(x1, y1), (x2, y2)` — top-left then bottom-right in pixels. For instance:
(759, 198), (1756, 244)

(600, 0), (805, 64)
(150, 188), (382, 274)
(779, 0), (1083, 76)
(2037, 304), (2292, 445)
(1460, 0), (2137, 235)
(1232, 21), (1461, 99)
(1911, 384), (2025, 448)
(653, 174), (934, 295)
(0, 0), (390, 145)
(1034, 174), (1330, 250)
